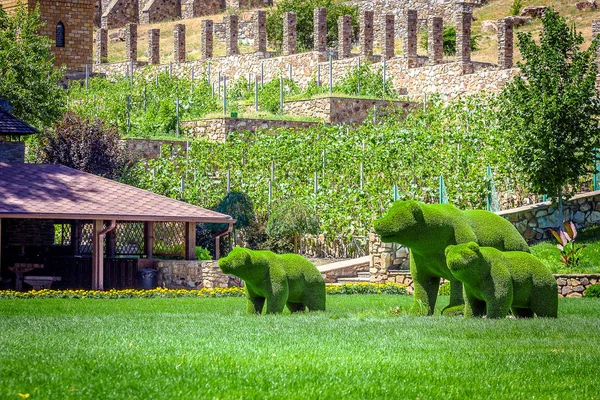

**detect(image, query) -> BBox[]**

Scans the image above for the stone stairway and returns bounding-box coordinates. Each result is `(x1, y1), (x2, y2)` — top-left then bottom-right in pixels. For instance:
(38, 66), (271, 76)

(317, 256), (371, 284)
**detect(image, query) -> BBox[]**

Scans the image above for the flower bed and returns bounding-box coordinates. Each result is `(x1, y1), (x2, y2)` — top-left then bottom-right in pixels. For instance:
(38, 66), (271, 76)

(0, 283), (408, 299)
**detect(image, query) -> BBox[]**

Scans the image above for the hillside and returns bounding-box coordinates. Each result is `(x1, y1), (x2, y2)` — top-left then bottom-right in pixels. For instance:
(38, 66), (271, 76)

(100, 1), (600, 67)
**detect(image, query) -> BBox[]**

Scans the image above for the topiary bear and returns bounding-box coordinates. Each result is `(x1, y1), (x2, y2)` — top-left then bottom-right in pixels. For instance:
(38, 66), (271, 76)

(373, 200), (529, 315)
(218, 247), (326, 314)
(445, 242), (558, 318)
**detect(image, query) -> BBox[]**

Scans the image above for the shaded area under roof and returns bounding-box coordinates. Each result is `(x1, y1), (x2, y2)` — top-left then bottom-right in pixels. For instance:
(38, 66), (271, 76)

(0, 163), (235, 223)
(0, 110), (38, 136)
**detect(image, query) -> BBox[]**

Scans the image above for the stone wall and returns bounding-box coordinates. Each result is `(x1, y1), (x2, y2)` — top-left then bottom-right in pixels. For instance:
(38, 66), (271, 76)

(101, 0), (139, 29)
(157, 259), (242, 289)
(284, 96), (416, 124)
(555, 274), (599, 298)
(126, 138), (188, 158)
(140, 0), (180, 25)
(181, 0), (224, 19)
(182, 118), (320, 142)
(215, 17), (257, 46)
(0, 142), (25, 163)
(498, 191), (600, 243)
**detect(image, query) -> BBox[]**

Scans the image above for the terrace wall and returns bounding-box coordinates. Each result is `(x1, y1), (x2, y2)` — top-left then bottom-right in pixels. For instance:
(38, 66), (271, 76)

(157, 259), (242, 289)
(182, 118), (320, 142)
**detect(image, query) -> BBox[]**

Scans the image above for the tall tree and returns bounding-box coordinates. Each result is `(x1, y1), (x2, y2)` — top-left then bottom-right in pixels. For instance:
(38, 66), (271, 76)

(0, 4), (65, 129)
(499, 8), (600, 217)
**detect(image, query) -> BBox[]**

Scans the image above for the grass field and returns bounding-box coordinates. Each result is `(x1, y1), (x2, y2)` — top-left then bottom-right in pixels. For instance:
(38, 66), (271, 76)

(1, 295), (599, 399)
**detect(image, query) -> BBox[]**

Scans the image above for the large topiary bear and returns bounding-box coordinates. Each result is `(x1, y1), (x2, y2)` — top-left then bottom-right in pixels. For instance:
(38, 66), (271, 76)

(373, 200), (529, 315)
(445, 242), (558, 318)
(218, 247), (326, 314)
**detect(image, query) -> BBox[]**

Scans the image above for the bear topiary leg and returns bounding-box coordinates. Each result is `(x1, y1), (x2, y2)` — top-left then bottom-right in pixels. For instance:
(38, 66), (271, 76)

(486, 299), (511, 319)
(441, 280), (465, 315)
(530, 280), (558, 318)
(463, 291), (486, 318)
(286, 302), (306, 313)
(265, 294), (287, 314)
(303, 290), (326, 312)
(511, 308), (534, 318)
(410, 254), (441, 315)
(247, 296), (265, 314)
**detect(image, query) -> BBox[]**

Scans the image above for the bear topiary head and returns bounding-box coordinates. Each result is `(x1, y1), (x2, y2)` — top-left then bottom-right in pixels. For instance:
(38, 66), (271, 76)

(373, 200), (424, 245)
(218, 246), (252, 276)
(445, 242), (483, 278)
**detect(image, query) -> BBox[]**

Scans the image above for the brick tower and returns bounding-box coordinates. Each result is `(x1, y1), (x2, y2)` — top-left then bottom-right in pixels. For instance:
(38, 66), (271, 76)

(0, 0), (94, 72)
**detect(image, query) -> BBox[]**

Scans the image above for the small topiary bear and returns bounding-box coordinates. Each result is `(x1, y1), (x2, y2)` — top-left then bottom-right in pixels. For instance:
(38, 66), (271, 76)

(445, 242), (558, 318)
(373, 200), (529, 315)
(218, 247), (326, 314)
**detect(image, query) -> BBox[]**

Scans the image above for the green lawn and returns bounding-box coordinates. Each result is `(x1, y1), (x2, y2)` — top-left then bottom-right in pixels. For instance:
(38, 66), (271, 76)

(1, 296), (599, 399)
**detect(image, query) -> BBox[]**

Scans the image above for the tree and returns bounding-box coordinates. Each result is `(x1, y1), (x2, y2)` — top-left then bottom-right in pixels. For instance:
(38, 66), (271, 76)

(498, 8), (600, 217)
(34, 112), (133, 179)
(266, 0), (358, 53)
(0, 4), (65, 129)
(266, 199), (319, 253)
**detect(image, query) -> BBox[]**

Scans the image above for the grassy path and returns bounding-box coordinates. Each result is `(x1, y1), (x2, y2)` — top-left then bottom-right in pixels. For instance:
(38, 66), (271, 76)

(0, 296), (599, 399)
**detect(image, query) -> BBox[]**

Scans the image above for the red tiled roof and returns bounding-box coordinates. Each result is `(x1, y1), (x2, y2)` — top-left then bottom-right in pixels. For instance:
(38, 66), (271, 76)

(0, 163), (235, 223)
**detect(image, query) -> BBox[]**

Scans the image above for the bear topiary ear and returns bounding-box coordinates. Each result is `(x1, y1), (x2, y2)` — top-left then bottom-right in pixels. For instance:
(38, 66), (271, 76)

(466, 242), (480, 252)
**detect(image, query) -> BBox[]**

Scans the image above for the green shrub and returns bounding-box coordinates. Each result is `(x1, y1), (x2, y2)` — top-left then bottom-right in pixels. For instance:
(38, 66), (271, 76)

(266, 0), (358, 52)
(583, 284), (600, 298)
(510, 0), (523, 16)
(266, 199), (319, 253)
(438, 282), (451, 296)
(195, 246), (212, 260)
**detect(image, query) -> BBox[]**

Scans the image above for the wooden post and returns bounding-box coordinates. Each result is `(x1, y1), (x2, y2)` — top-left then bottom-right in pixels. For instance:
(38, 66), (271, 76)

(185, 222), (196, 260)
(70, 221), (81, 255)
(106, 229), (116, 258)
(144, 221), (154, 259)
(91, 220), (104, 290)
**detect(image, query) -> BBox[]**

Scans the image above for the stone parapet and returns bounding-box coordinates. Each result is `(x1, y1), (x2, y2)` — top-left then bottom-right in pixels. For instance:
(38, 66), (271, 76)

(157, 260), (243, 289)
(382, 14), (395, 60)
(338, 15), (352, 59)
(428, 16), (443, 65)
(148, 28), (160, 65)
(96, 28), (108, 64)
(225, 14), (239, 56)
(125, 23), (137, 63)
(404, 10), (418, 67)
(359, 10), (374, 58)
(283, 12), (297, 56)
(497, 18), (513, 69)
(314, 8), (327, 52)
(201, 20), (214, 60)
(174, 24), (186, 63)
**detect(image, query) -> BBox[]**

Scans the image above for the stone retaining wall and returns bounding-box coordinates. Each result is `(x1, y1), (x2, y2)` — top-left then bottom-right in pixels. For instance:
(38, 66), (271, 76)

(182, 118), (320, 142)
(126, 138), (187, 158)
(157, 260), (242, 289)
(284, 96), (415, 124)
(498, 190), (600, 243)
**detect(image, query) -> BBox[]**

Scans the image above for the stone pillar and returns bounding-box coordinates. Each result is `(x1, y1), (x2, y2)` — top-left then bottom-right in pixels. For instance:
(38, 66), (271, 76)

(95, 28), (107, 64)
(338, 15), (352, 59)
(497, 18), (513, 69)
(148, 28), (160, 65)
(282, 12), (297, 56)
(255, 10), (267, 54)
(592, 20), (600, 67)
(359, 11), (374, 58)
(314, 7), (327, 52)
(225, 14), (239, 56)
(382, 14), (395, 60)
(174, 24), (186, 63)
(455, 3), (472, 69)
(202, 20), (213, 60)
(125, 23), (137, 63)
(404, 10), (418, 67)
(428, 16), (443, 65)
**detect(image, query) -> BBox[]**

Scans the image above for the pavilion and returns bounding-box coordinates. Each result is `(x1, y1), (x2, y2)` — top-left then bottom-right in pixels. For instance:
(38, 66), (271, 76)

(0, 162), (235, 290)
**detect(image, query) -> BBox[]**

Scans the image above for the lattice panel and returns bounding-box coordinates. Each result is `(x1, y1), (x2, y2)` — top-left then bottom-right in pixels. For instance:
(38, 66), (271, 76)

(154, 222), (185, 257)
(54, 223), (72, 246)
(80, 223), (93, 254)
(115, 222), (144, 256)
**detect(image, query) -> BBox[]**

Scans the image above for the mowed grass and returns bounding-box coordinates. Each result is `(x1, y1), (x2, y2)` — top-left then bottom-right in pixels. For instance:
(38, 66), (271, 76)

(0, 295), (599, 399)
